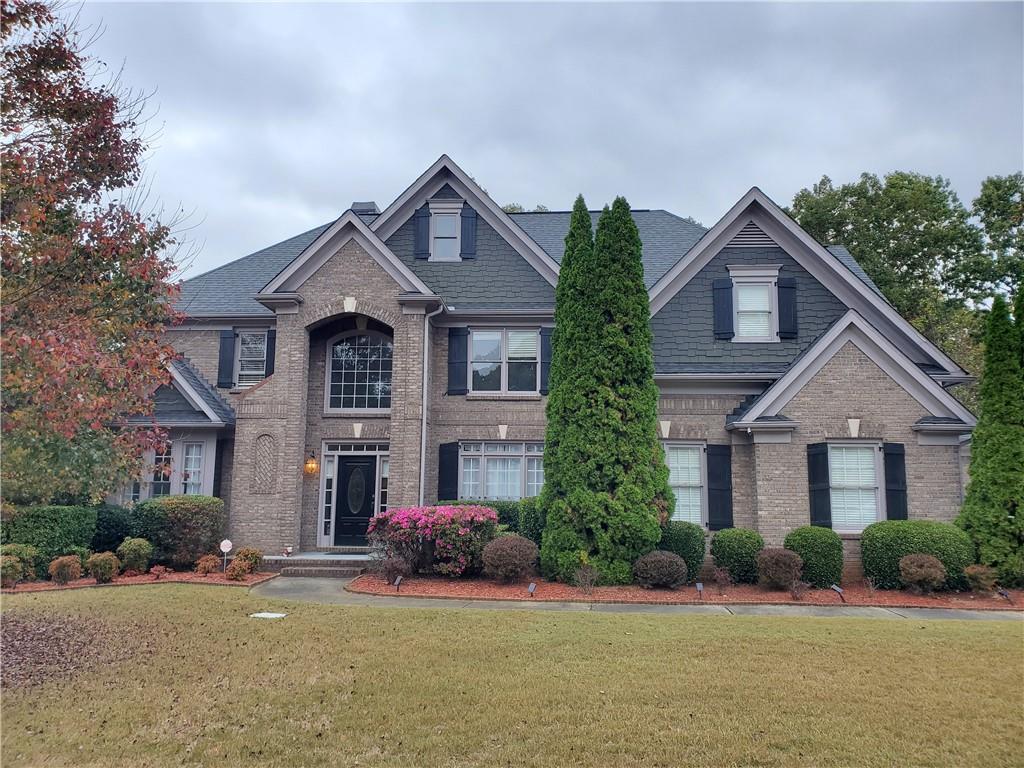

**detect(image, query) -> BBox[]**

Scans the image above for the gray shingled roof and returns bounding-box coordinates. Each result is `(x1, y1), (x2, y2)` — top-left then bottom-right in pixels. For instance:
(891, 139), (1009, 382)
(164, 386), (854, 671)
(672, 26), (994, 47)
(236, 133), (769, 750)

(170, 358), (236, 424)
(126, 358), (235, 426)
(177, 210), (880, 319)
(512, 210), (707, 289)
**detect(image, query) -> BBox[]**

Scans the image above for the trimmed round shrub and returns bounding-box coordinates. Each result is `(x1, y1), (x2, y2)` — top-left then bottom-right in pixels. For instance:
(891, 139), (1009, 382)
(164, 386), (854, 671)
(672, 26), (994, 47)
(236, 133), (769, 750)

(91, 504), (134, 554)
(62, 546), (91, 569)
(48, 555), (83, 585)
(224, 558), (249, 581)
(517, 497), (546, 546)
(964, 564), (999, 593)
(1, 505), (97, 565)
(482, 534), (539, 583)
(756, 548), (804, 590)
(194, 554), (221, 576)
(710, 528), (764, 584)
(233, 547), (264, 573)
(659, 521), (706, 584)
(633, 550), (688, 589)
(380, 556), (413, 584)
(784, 526), (843, 588)
(861, 520), (972, 590)
(116, 537), (153, 574)
(86, 552), (120, 584)
(1, 543), (42, 580)
(1, 555), (24, 588)
(899, 554), (947, 594)
(133, 496), (226, 568)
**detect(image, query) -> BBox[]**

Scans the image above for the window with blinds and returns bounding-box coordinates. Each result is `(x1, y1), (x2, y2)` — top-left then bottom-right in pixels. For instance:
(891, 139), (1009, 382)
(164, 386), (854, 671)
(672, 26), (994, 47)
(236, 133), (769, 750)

(666, 445), (704, 524)
(469, 329), (539, 393)
(828, 445), (880, 531)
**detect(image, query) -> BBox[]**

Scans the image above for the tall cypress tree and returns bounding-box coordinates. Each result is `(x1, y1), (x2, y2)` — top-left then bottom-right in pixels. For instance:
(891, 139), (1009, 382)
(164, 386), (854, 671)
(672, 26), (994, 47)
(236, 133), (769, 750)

(957, 295), (1024, 585)
(540, 197), (672, 584)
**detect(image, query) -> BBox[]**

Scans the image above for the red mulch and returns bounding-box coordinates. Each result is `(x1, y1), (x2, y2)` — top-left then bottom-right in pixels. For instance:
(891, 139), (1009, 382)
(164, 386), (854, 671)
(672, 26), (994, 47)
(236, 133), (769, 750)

(348, 574), (1023, 611)
(1, 570), (277, 594)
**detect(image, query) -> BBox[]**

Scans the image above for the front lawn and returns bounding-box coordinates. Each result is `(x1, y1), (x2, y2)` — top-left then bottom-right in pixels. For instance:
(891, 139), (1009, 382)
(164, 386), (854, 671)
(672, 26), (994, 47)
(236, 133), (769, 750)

(2, 586), (1021, 767)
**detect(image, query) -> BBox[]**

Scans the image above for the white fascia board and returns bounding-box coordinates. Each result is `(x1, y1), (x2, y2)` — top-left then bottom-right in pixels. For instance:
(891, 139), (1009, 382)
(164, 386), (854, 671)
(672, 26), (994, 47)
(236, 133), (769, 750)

(370, 155), (561, 286)
(740, 311), (976, 425)
(646, 187), (967, 377)
(167, 365), (224, 425)
(261, 211), (431, 295)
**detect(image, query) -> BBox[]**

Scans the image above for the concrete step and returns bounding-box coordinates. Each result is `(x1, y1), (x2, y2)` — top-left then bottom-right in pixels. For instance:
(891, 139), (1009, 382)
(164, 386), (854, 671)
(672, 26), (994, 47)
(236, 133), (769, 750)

(263, 556), (371, 573)
(279, 566), (365, 579)
(315, 546), (371, 555)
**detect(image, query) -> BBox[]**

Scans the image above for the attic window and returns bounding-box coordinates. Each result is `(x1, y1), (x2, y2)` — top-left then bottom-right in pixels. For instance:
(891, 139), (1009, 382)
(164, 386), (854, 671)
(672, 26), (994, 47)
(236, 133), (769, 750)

(428, 199), (464, 262)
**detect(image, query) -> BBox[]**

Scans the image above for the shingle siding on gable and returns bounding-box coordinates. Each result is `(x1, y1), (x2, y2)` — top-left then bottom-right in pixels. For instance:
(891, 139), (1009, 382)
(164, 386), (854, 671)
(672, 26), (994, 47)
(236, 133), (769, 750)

(386, 201), (556, 308)
(651, 246), (848, 374)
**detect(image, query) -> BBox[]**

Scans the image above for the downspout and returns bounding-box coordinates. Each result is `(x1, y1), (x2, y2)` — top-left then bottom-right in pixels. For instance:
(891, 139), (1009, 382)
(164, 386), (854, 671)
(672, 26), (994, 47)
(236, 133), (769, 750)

(418, 303), (445, 505)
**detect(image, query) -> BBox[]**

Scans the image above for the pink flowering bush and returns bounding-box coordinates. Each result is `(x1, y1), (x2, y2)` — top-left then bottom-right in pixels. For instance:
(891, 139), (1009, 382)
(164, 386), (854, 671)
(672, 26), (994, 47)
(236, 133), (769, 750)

(367, 505), (498, 577)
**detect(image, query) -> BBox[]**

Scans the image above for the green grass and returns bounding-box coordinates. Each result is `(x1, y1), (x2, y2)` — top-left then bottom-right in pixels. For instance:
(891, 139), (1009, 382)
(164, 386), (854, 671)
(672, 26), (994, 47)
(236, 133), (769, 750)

(2, 585), (1022, 767)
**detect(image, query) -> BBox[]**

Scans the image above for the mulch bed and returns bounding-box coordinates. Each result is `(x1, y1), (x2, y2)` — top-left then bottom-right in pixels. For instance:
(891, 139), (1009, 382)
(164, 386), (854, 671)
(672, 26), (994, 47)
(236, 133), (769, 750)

(1, 570), (276, 594)
(348, 574), (1024, 611)
(1, 613), (149, 689)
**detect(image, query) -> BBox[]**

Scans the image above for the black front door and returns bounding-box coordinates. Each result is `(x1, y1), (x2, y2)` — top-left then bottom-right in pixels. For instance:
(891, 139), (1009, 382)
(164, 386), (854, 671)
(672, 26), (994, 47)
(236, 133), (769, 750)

(334, 457), (376, 545)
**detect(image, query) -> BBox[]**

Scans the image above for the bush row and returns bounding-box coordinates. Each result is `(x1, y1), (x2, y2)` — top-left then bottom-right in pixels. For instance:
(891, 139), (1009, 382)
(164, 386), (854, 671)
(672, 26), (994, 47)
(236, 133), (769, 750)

(441, 498), (546, 545)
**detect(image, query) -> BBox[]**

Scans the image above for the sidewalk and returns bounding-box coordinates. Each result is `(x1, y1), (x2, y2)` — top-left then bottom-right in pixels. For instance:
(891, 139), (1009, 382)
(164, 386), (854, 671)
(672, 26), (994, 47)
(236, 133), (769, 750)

(250, 577), (1024, 622)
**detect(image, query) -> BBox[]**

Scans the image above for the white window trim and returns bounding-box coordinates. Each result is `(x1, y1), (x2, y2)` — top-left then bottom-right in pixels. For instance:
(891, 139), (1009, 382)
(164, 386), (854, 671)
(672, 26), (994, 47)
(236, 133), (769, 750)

(827, 441), (886, 533)
(457, 442), (544, 501)
(323, 329), (394, 415)
(468, 328), (540, 395)
(428, 199), (464, 262)
(234, 328), (270, 387)
(728, 265), (780, 343)
(115, 432), (217, 504)
(317, 441), (391, 547)
(664, 442), (709, 527)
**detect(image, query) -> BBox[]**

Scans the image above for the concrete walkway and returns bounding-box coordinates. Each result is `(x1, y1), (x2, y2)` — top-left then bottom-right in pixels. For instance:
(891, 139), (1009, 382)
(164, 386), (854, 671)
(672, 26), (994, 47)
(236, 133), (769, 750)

(250, 577), (1024, 622)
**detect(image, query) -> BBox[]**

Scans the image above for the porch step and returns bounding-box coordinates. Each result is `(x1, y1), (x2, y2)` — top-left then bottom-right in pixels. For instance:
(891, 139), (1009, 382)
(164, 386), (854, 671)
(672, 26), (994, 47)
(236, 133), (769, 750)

(315, 546), (372, 555)
(279, 566), (365, 579)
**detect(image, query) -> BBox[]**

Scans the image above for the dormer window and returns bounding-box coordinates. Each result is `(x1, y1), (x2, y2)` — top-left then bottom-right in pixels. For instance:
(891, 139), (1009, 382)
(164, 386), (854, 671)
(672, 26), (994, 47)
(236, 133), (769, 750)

(728, 265), (780, 343)
(429, 199), (464, 262)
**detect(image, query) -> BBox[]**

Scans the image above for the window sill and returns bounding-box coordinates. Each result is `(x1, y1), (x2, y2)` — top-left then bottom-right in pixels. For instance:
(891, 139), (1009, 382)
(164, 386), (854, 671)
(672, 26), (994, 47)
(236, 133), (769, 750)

(465, 393), (543, 401)
(730, 338), (779, 344)
(836, 532), (864, 540)
(322, 409), (392, 418)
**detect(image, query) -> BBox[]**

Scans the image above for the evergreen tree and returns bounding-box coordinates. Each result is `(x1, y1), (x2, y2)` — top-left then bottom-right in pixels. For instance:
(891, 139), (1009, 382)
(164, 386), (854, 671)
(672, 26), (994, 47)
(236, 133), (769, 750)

(540, 197), (672, 584)
(956, 296), (1024, 585)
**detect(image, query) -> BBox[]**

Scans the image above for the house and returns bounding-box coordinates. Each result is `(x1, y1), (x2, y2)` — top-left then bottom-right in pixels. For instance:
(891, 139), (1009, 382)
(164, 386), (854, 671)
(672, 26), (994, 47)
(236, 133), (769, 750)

(131, 155), (975, 570)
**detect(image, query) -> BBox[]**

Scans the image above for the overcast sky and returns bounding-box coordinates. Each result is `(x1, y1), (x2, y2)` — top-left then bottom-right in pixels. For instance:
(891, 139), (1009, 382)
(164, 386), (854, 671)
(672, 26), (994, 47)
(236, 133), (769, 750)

(77, 1), (1023, 279)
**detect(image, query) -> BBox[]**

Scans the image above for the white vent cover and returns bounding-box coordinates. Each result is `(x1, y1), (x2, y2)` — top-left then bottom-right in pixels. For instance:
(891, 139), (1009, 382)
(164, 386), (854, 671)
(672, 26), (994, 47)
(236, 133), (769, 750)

(728, 220), (777, 248)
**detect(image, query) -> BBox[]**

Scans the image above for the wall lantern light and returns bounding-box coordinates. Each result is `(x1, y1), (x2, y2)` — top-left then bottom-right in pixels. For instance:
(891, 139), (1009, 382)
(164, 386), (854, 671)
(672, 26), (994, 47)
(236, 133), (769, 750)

(304, 452), (319, 475)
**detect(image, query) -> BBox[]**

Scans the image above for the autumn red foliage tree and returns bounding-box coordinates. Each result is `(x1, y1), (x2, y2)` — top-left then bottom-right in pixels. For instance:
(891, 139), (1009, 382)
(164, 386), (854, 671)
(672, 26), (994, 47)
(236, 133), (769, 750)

(2, 0), (179, 504)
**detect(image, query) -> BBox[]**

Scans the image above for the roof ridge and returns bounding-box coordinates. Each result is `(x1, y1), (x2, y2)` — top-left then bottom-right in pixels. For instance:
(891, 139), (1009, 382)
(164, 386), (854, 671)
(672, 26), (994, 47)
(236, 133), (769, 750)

(181, 221), (333, 284)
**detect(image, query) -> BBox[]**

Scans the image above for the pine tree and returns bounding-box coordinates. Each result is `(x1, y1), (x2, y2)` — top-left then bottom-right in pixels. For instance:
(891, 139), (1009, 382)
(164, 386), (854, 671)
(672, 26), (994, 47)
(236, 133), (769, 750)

(540, 197), (672, 584)
(957, 295), (1024, 585)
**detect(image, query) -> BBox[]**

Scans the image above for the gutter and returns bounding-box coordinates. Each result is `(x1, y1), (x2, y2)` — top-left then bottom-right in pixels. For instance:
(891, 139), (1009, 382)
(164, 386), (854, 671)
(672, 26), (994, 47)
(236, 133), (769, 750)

(418, 302), (445, 505)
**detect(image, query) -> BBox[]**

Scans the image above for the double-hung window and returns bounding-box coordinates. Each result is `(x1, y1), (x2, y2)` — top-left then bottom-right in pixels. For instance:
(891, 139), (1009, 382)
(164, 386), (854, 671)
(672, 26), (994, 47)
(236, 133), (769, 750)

(828, 444), (882, 532)
(151, 442), (172, 497)
(182, 442), (204, 495)
(460, 442), (544, 500)
(728, 266), (779, 342)
(469, 329), (539, 393)
(665, 444), (705, 525)
(428, 199), (463, 261)
(236, 330), (268, 386)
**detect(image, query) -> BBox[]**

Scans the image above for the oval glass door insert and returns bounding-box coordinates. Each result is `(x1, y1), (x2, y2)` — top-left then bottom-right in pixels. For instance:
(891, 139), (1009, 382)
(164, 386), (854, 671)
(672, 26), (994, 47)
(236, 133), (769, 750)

(347, 467), (366, 514)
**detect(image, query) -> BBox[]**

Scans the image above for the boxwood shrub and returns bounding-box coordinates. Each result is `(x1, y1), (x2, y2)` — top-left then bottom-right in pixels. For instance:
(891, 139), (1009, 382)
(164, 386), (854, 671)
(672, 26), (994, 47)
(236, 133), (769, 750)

(784, 526), (844, 588)
(133, 496), (226, 568)
(658, 521), (706, 583)
(1, 506), (97, 565)
(710, 528), (764, 584)
(861, 520), (973, 590)
(517, 497), (546, 546)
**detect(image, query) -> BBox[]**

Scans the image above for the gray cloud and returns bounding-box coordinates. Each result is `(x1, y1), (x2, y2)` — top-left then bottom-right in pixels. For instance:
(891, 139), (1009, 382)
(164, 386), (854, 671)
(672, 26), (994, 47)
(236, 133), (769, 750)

(78, 1), (1023, 278)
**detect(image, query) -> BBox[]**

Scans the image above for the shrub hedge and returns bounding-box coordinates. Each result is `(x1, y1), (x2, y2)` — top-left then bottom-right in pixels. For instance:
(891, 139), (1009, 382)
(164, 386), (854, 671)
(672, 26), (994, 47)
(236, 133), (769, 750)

(92, 504), (134, 554)
(518, 497), (546, 546)
(710, 528), (764, 584)
(861, 520), (973, 590)
(784, 526), (844, 588)
(658, 521), (705, 583)
(1, 506), (97, 565)
(133, 496), (226, 568)
(116, 537), (153, 573)
(442, 498), (540, 534)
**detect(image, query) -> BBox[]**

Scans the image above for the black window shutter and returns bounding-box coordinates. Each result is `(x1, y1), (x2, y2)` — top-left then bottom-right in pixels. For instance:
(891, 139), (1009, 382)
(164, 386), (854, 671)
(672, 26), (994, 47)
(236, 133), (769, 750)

(217, 329), (236, 388)
(539, 327), (553, 394)
(413, 204), (430, 259)
(712, 278), (734, 339)
(807, 442), (832, 527)
(777, 276), (798, 339)
(706, 444), (733, 530)
(437, 442), (460, 501)
(460, 206), (478, 259)
(447, 327), (469, 395)
(264, 328), (277, 376)
(883, 443), (908, 520)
